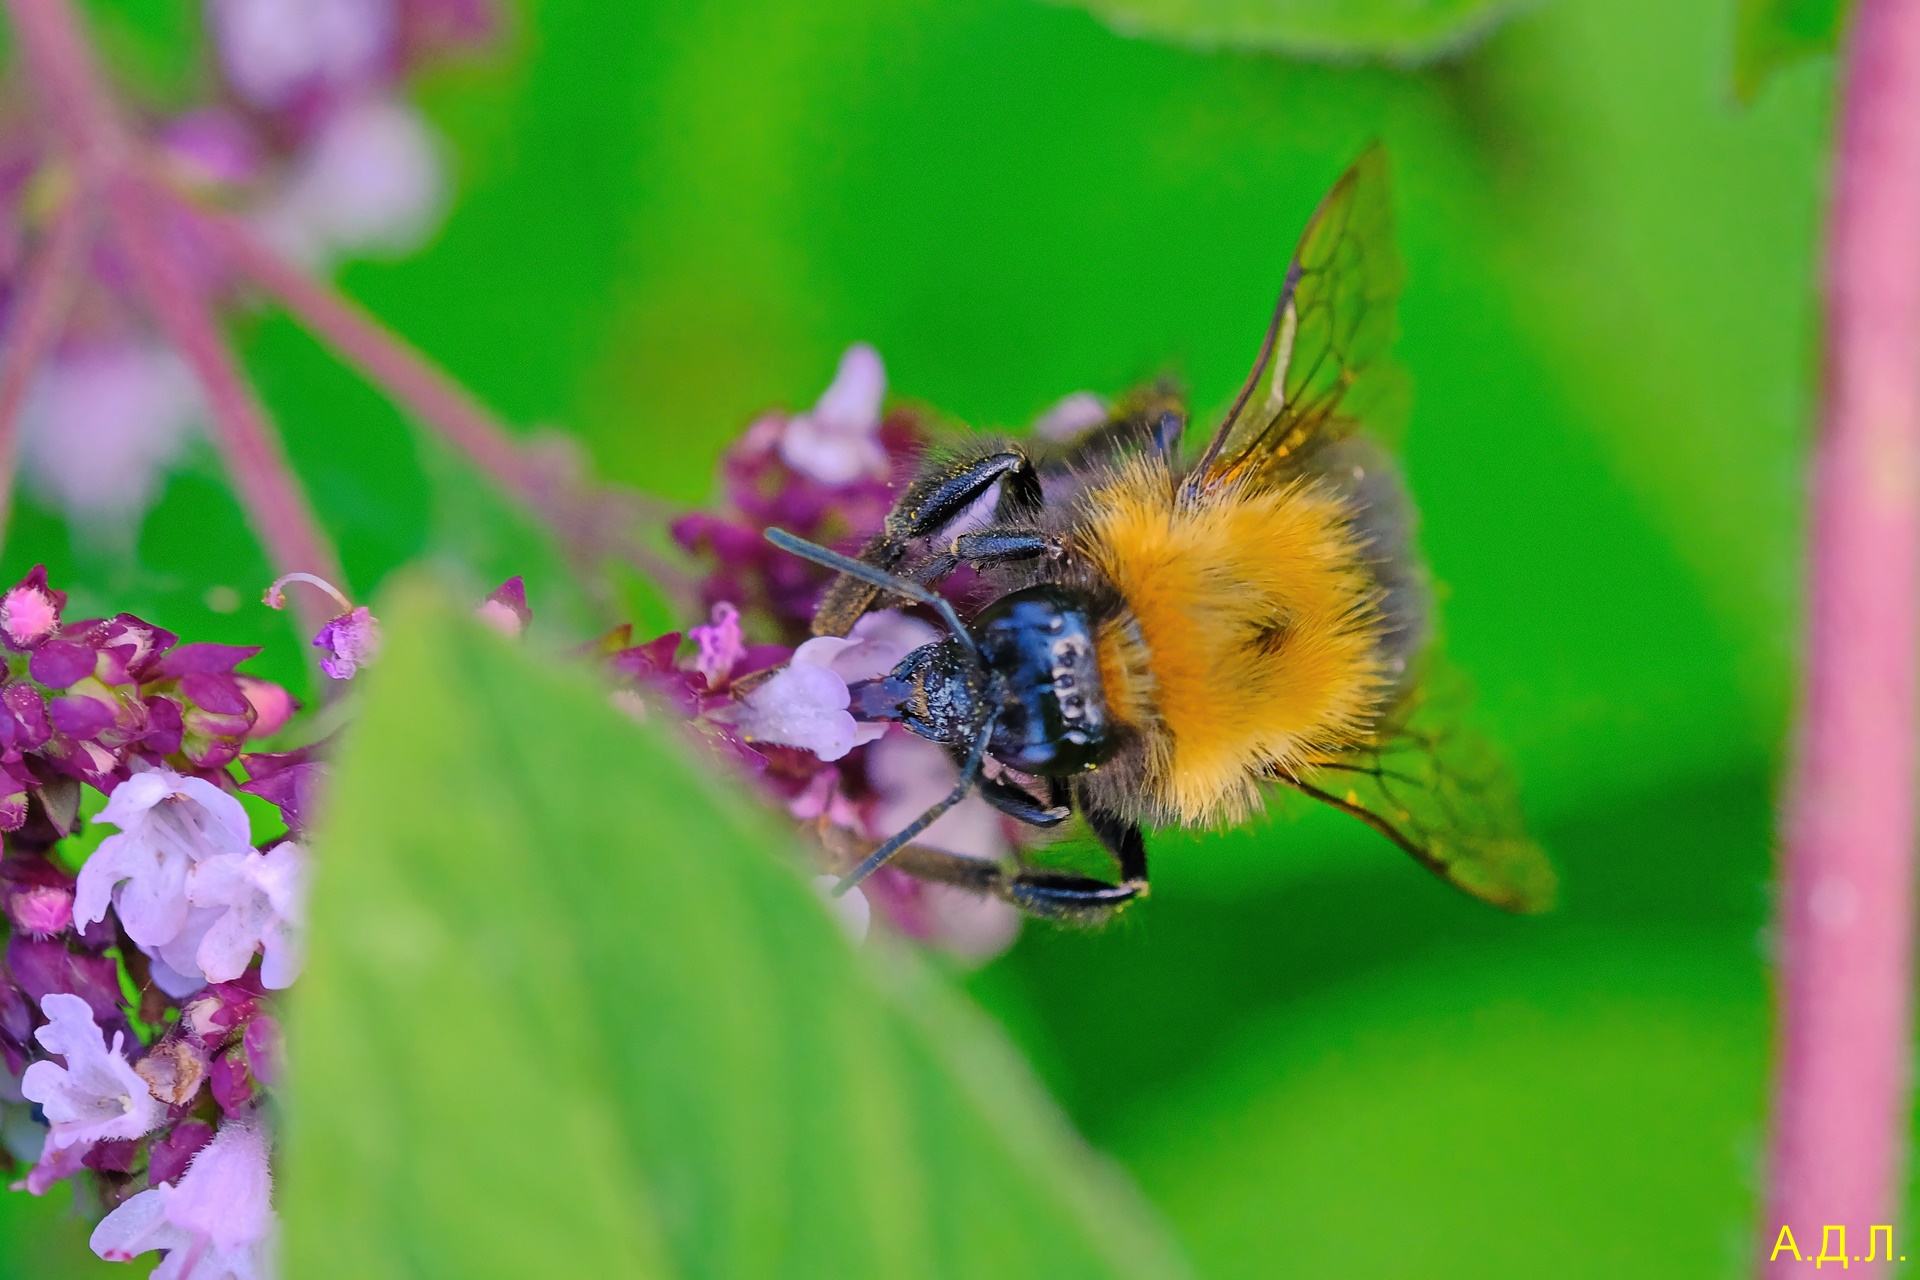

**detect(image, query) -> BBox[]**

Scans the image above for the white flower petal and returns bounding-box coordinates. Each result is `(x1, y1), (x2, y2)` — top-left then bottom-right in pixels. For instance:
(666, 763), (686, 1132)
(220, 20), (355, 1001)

(812, 343), (886, 434)
(209, 0), (391, 110)
(257, 917), (303, 990)
(196, 895), (273, 985)
(96, 771), (175, 829)
(777, 344), (890, 484)
(1031, 390), (1108, 441)
(19, 343), (202, 533)
(825, 610), (938, 685)
(92, 1185), (189, 1262)
(728, 663), (860, 762)
(186, 853), (249, 908)
(72, 834), (146, 930)
(20, 994), (166, 1150)
(169, 779), (254, 858)
(111, 847), (193, 948)
(83, 770), (256, 948)
(166, 1121), (274, 1254)
(253, 99), (445, 266)
(145, 904), (220, 997)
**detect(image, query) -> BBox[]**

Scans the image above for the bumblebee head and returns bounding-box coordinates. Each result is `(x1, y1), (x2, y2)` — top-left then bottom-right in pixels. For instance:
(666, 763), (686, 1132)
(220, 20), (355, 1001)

(972, 585), (1115, 776)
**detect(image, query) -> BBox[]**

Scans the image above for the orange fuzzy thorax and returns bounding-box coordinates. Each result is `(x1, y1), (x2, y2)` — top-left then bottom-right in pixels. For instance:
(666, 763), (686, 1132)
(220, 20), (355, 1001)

(1079, 458), (1389, 826)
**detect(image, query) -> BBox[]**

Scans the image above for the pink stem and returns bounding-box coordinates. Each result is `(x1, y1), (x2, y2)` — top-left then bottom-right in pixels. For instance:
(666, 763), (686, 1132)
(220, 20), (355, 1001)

(1765, 0), (1920, 1269)
(181, 198), (690, 594)
(106, 174), (342, 635)
(197, 204), (541, 510)
(0, 197), (90, 548)
(0, 0), (122, 175)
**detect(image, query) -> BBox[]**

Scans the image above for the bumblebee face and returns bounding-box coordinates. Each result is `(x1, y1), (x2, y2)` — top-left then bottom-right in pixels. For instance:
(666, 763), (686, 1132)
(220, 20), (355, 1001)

(973, 585), (1114, 776)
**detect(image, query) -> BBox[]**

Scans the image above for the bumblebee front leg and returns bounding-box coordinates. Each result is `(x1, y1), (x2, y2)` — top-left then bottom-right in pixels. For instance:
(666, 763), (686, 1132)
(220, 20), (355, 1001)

(813, 448), (1043, 636)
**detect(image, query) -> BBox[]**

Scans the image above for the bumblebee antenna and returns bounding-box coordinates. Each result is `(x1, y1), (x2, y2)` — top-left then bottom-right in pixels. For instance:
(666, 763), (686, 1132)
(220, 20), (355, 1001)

(834, 718), (993, 896)
(764, 528), (979, 659)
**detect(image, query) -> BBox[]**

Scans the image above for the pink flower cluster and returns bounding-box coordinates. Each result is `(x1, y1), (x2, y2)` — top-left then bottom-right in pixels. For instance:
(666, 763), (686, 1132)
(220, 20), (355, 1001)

(0, 566), (310, 1279)
(3, 0), (498, 537)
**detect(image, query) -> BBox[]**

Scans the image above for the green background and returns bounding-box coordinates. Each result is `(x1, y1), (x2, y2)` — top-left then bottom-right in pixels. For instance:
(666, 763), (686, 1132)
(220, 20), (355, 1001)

(0, 0), (1849, 1274)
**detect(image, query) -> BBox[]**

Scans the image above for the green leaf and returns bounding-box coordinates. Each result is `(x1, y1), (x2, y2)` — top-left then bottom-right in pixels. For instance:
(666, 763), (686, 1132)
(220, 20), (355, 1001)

(283, 576), (1187, 1280)
(1043, 0), (1531, 63)
(1733, 0), (1850, 100)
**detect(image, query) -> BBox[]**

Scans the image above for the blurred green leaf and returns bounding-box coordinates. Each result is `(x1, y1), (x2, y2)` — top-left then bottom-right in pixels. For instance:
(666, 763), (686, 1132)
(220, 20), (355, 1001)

(1109, 933), (1767, 1278)
(0, 1182), (122, 1280)
(1045, 0), (1530, 62)
(1734, 0), (1849, 100)
(284, 577), (1188, 1280)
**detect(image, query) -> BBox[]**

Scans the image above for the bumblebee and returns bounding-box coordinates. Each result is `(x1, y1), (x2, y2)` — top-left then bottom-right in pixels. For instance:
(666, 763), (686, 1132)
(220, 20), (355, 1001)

(768, 145), (1555, 923)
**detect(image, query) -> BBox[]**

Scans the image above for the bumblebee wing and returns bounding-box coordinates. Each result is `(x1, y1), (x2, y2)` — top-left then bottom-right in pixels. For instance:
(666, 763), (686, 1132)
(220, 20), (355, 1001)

(1274, 667), (1557, 913)
(1188, 144), (1407, 496)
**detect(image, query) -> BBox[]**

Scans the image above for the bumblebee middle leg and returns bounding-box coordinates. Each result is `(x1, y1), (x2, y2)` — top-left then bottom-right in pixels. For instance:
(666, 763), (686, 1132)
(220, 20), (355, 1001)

(907, 528), (1065, 593)
(814, 448), (1043, 636)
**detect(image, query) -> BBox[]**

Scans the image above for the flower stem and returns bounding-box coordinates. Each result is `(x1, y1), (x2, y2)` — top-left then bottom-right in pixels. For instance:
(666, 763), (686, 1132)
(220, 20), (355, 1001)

(1765, 0), (1920, 1264)
(0, 196), (90, 554)
(183, 198), (689, 595)
(196, 203), (543, 512)
(106, 173), (341, 638)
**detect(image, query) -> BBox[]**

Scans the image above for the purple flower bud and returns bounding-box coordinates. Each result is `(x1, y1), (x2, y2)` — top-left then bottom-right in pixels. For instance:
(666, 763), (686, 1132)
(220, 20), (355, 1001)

(609, 632), (705, 714)
(49, 694), (117, 739)
(0, 787), (27, 833)
(0, 567), (65, 651)
(142, 696), (184, 755)
(238, 746), (326, 833)
(5, 864), (75, 936)
(689, 602), (746, 689)
(0, 683), (49, 754)
(93, 615), (178, 686)
(208, 1049), (254, 1113)
(6, 937), (123, 1026)
(83, 1138), (139, 1173)
(154, 643), (261, 679)
(30, 640), (99, 690)
(476, 576), (532, 637)
(241, 1014), (281, 1088)
(314, 606), (380, 679)
(182, 979), (260, 1049)
(179, 673), (258, 767)
(44, 736), (122, 791)
(147, 1120), (214, 1188)
(158, 109), (262, 188)
(237, 677), (297, 739)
